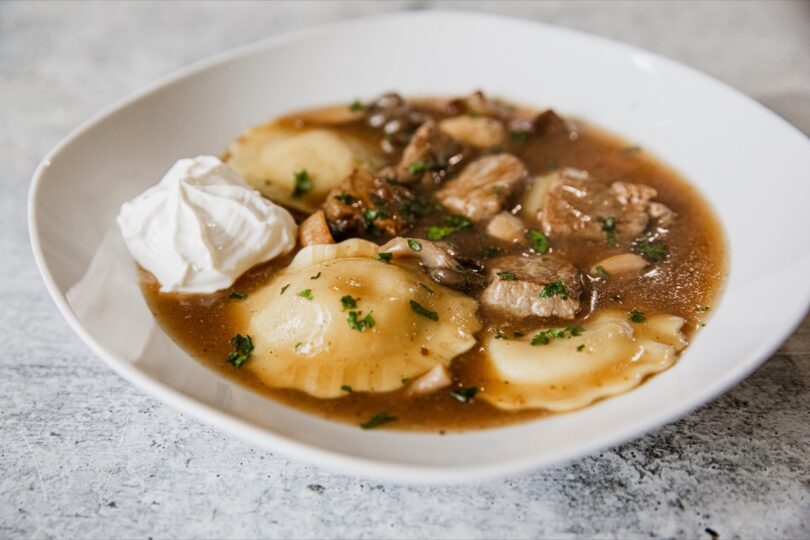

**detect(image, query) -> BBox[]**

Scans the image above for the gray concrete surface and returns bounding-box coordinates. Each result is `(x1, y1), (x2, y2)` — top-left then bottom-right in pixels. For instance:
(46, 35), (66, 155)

(1, 2), (808, 538)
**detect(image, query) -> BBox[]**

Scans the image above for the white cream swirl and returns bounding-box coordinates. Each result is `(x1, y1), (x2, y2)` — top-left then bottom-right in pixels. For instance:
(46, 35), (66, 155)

(117, 155), (297, 293)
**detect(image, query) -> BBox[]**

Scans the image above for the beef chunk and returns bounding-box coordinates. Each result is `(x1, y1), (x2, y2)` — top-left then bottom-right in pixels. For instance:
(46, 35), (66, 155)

(538, 168), (674, 243)
(322, 168), (414, 237)
(436, 154), (529, 221)
(394, 120), (468, 184)
(480, 254), (583, 319)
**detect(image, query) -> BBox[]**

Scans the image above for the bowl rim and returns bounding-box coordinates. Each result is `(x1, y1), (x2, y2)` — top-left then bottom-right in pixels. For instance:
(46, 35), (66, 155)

(27, 9), (810, 484)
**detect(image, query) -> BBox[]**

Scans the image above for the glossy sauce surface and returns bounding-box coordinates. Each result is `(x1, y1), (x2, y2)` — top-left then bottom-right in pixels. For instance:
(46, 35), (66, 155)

(142, 98), (726, 432)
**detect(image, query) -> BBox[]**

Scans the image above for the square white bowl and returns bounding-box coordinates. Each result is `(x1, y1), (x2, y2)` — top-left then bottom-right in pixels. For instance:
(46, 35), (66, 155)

(29, 11), (810, 483)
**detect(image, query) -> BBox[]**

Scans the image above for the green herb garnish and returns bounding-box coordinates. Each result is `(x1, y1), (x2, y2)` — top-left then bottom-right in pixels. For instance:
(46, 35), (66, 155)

(426, 214), (472, 241)
(292, 169), (312, 198)
(409, 300), (439, 321)
(407, 160), (428, 175)
(334, 192), (355, 204)
(227, 334), (254, 368)
(407, 239), (423, 252)
(530, 325), (584, 346)
(526, 230), (549, 254)
(450, 387), (479, 403)
(629, 310), (646, 323)
(349, 99), (363, 112)
(594, 265), (610, 279)
(633, 236), (667, 261)
(419, 283), (434, 295)
(577, 344), (585, 351)
(310, 271), (321, 280)
(513, 331), (525, 338)
(510, 130), (530, 143)
(228, 292), (248, 300)
(377, 252), (393, 263)
(494, 329), (507, 339)
(341, 295), (358, 310)
(597, 216), (617, 246)
(347, 311), (375, 332)
(360, 411), (397, 429)
(539, 280), (569, 299)
(695, 306), (711, 313)
(497, 271), (516, 281)
(280, 283), (290, 295)
(341, 384), (353, 393)
(298, 288), (313, 300)
(362, 209), (381, 235)
(480, 246), (500, 258)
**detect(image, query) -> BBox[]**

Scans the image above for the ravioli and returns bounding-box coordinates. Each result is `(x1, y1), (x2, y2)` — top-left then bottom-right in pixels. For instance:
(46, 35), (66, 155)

(226, 123), (383, 212)
(480, 311), (687, 412)
(231, 239), (481, 398)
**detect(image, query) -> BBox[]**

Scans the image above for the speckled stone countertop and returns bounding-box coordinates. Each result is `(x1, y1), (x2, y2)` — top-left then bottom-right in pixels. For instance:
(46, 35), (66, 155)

(2, 1), (808, 538)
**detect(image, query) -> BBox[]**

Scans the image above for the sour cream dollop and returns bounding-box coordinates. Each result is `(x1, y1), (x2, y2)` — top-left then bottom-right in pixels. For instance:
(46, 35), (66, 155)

(117, 155), (297, 293)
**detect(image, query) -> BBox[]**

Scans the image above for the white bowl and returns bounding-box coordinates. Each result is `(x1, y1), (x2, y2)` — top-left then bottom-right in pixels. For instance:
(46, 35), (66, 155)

(28, 11), (810, 483)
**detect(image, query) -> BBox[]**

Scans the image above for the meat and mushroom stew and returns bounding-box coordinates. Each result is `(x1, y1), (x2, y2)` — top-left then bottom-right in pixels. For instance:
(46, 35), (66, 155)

(140, 92), (726, 431)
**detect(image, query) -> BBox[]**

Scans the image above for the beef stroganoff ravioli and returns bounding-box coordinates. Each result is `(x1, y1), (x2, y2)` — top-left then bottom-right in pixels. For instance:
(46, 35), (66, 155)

(480, 311), (687, 412)
(230, 239), (481, 398)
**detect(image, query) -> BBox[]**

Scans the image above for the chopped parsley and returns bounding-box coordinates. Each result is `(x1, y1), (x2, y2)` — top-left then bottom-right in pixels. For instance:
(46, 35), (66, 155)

(294, 342), (303, 352)
(280, 283), (290, 295)
(594, 265), (610, 279)
(340, 295), (358, 310)
(226, 334), (254, 368)
(228, 291), (248, 300)
(349, 99), (363, 112)
(360, 411), (397, 429)
(341, 384), (353, 393)
(633, 236), (667, 261)
(292, 169), (312, 198)
(497, 271), (517, 281)
(377, 252), (393, 263)
(513, 331), (525, 338)
(407, 160), (428, 175)
(539, 280), (569, 299)
(426, 214), (472, 241)
(695, 306), (711, 313)
(597, 216), (617, 246)
(629, 309), (646, 323)
(479, 246), (501, 258)
(298, 288), (313, 300)
(310, 271), (321, 280)
(419, 283), (434, 295)
(362, 209), (382, 235)
(450, 387), (479, 403)
(577, 344), (585, 351)
(494, 329), (507, 339)
(347, 311), (375, 332)
(401, 377), (411, 385)
(334, 192), (355, 204)
(510, 130), (530, 143)
(526, 230), (549, 254)
(531, 325), (584, 346)
(409, 300), (439, 321)
(407, 239), (423, 252)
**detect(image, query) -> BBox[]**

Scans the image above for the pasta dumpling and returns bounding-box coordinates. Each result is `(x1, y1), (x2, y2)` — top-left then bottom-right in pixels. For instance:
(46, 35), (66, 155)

(480, 311), (687, 412)
(226, 123), (383, 212)
(231, 239), (481, 398)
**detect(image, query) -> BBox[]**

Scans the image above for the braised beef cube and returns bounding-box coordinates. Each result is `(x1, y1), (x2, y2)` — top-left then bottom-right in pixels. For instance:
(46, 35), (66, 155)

(481, 254), (583, 319)
(436, 154), (529, 221)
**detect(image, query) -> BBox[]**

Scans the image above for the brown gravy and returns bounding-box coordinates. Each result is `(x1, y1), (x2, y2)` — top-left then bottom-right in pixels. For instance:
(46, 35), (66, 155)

(141, 97), (726, 432)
